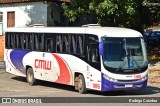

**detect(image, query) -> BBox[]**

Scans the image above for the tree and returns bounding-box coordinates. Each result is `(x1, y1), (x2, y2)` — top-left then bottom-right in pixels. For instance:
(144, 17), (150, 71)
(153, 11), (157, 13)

(62, 0), (160, 32)
(143, 0), (160, 26)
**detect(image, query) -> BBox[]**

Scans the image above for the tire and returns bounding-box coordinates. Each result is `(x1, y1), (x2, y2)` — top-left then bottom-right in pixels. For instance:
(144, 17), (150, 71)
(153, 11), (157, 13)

(77, 74), (87, 94)
(26, 68), (37, 86)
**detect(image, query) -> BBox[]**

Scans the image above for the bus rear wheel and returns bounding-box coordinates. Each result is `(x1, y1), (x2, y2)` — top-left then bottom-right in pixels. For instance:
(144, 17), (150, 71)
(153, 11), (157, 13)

(26, 68), (37, 86)
(77, 74), (87, 94)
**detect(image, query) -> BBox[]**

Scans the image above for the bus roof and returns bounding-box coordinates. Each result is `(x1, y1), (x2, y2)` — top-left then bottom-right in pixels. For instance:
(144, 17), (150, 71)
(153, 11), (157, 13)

(6, 27), (142, 38)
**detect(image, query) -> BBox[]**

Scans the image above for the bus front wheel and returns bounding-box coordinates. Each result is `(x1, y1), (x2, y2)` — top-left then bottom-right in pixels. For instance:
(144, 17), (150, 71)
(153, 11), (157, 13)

(26, 68), (37, 86)
(77, 74), (87, 94)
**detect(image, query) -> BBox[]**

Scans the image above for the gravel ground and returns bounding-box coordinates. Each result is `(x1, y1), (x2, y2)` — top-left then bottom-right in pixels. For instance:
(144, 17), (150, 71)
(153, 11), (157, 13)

(148, 61), (160, 88)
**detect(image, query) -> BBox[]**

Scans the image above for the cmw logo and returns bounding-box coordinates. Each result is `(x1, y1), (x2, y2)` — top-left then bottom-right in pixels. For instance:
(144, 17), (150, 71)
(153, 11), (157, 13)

(34, 59), (52, 70)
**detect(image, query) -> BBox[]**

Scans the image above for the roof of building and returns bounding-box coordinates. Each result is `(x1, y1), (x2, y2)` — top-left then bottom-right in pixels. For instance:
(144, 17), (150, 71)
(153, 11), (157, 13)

(0, 0), (70, 4)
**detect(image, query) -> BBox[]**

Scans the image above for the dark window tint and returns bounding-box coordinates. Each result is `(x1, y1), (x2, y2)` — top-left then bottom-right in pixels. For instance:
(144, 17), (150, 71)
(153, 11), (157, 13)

(62, 35), (69, 52)
(46, 38), (53, 52)
(15, 34), (21, 48)
(69, 34), (84, 55)
(56, 35), (62, 52)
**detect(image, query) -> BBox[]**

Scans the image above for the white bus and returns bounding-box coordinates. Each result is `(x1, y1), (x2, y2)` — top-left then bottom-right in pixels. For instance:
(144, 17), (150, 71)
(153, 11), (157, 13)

(4, 26), (148, 94)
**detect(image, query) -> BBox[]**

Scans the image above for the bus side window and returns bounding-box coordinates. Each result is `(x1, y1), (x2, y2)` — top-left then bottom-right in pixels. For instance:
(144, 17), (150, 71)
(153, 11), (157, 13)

(5, 33), (8, 48)
(76, 36), (80, 54)
(11, 33), (15, 48)
(56, 35), (60, 52)
(18, 34), (21, 48)
(87, 43), (101, 71)
(21, 33), (24, 49)
(35, 34), (38, 50)
(14, 34), (17, 48)
(30, 34), (34, 50)
(23, 34), (27, 49)
(70, 35), (76, 53)
(77, 35), (84, 55)
(8, 33), (10, 48)
(15, 34), (18, 49)
(25, 34), (28, 49)
(27, 34), (33, 50)
(69, 35), (73, 53)
(46, 38), (53, 52)
(87, 46), (90, 61)
(39, 34), (44, 51)
(34, 34), (44, 51)
(6, 33), (11, 48)
(87, 44), (100, 63)
(62, 35), (69, 53)
(91, 47), (99, 63)
(56, 35), (63, 52)
(25, 34), (31, 50)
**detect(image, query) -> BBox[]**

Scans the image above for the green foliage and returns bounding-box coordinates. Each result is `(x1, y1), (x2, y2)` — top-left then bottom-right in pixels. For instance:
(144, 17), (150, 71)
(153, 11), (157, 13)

(62, 0), (160, 30)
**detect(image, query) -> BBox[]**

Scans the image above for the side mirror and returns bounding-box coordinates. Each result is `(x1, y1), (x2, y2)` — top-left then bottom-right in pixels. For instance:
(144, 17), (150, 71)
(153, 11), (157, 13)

(96, 40), (104, 55)
(99, 42), (104, 55)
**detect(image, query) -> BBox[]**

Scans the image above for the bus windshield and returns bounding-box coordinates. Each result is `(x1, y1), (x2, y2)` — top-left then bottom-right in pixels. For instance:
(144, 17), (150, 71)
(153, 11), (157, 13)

(102, 37), (148, 72)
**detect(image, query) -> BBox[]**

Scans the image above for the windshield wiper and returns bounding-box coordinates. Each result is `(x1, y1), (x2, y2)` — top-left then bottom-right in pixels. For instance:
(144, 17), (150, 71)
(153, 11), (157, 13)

(116, 38), (128, 72)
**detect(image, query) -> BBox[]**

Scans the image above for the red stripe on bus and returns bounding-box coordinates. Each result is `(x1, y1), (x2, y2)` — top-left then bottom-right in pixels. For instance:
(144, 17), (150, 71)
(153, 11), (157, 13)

(52, 54), (70, 84)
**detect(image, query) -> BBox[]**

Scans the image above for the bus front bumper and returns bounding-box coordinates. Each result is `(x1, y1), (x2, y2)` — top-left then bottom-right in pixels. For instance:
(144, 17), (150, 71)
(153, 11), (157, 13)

(101, 76), (147, 92)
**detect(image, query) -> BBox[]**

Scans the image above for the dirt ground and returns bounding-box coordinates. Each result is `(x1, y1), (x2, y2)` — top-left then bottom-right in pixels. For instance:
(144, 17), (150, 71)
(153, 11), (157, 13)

(147, 46), (160, 88)
(148, 61), (160, 87)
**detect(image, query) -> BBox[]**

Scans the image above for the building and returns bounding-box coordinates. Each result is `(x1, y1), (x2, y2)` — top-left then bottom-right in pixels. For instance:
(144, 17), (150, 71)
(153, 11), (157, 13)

(0, 0), (70, 58)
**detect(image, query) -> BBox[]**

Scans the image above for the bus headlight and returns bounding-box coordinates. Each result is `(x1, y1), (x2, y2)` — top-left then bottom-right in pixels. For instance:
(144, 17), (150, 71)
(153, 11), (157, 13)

(103, 74), (117, 82)
(138, 75), (148, 81)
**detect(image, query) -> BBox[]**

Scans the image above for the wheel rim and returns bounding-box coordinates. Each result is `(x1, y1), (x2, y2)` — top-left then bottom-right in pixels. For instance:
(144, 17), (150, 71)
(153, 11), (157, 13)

(78, 78), (83, 90)
(28, 72), (33, 83)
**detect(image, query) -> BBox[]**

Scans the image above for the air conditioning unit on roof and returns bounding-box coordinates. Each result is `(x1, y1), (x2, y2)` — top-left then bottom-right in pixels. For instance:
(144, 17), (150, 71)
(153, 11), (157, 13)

(82, 24), (101, 27)
(28, 24), (46, 27)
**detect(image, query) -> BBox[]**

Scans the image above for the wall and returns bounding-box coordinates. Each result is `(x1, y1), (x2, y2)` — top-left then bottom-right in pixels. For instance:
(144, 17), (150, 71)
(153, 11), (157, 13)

(0, 35), (4, 58)
(0, 2), (48, 30)
(0, 1), (48, 58)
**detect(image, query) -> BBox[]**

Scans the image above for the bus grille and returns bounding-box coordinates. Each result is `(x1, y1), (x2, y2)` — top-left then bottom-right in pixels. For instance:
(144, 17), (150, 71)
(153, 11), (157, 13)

(113, 84), (142, 89)
(117, 79), (139, 82)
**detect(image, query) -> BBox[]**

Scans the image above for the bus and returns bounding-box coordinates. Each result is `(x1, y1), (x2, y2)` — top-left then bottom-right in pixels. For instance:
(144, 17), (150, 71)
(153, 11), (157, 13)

(4, 26), (148, 94)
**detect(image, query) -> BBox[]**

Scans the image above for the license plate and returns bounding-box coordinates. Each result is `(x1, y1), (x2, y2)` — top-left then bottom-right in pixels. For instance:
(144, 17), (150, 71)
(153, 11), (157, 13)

(134, 75), (141, 79)
(125, 84), (133, 88)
